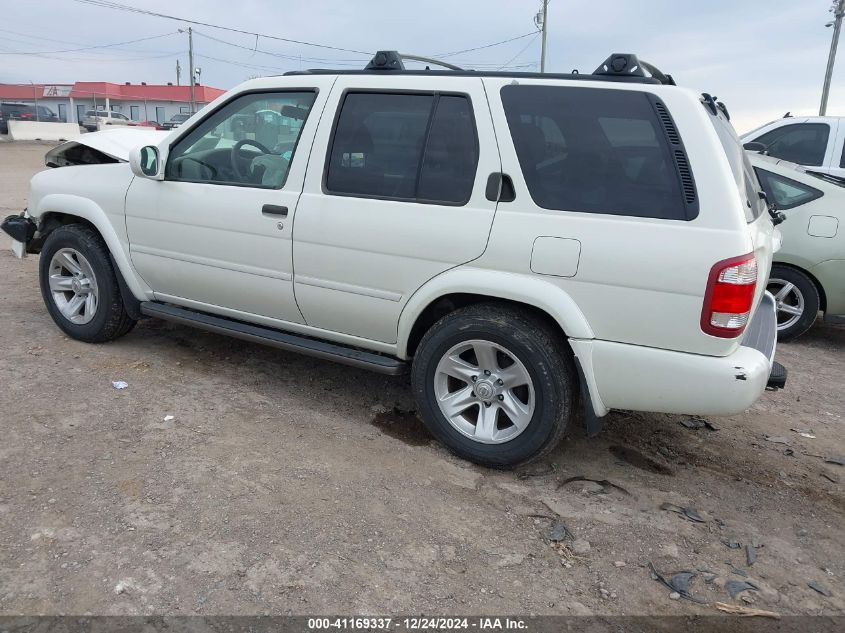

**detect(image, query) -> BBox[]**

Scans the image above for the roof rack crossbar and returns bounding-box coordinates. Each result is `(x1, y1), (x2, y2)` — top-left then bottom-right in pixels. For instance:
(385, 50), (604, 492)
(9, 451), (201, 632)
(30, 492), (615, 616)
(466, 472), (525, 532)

(365, 50), (464, 72)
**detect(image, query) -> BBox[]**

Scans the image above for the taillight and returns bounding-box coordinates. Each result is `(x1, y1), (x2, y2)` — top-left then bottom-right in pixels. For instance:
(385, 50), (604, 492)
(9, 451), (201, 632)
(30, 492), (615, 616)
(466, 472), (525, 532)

(701, 254), (757, 338)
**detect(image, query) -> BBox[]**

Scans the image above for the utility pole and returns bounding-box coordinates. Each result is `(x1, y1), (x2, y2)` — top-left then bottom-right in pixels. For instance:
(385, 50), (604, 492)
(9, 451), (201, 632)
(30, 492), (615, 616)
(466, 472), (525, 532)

(176, 58), (181, 86)
(820, 0), (844, 116)
(187, 26), (196, 113)
(30, 81), (40, 121)
(539, 0), (549, 73)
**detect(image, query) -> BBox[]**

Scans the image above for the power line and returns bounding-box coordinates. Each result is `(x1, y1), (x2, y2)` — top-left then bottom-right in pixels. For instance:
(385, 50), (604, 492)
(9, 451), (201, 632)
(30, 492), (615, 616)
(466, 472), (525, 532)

(193, 30), (368, 65)
(435, 32), (538, 59)
(0, 32), (179, 55)
(70, 0), (373, 55)
(70, 0), (542, 68)
(497, 34), (540, 70)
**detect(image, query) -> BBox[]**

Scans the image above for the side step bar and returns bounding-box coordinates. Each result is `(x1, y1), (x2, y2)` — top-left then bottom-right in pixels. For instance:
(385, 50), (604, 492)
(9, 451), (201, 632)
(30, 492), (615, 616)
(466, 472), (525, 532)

(140, 302), (407, 375)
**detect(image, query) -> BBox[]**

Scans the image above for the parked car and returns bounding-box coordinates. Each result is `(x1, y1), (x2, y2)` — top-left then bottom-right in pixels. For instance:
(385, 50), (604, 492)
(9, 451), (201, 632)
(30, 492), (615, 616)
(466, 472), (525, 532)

(746, 151), (845, 340)
(742, 115), (844, 179)
(0, 102), (35, 134)
(2, 51), (784, 467)
(80, 110), (131, 132)
(34, 105), (59, 122)
(161, 113), (192, 130)
(127, 120), (163, 130)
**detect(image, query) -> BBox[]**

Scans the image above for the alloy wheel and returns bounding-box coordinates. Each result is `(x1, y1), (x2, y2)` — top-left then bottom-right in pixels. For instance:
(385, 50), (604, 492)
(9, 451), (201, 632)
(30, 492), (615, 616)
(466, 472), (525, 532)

(433, 339), (535, 444)
(48, 248), (99, 325)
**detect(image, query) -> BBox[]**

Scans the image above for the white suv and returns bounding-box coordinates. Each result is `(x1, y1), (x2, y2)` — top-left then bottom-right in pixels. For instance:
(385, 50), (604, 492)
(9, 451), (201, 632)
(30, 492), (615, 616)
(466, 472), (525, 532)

(2, 53), (785, 467)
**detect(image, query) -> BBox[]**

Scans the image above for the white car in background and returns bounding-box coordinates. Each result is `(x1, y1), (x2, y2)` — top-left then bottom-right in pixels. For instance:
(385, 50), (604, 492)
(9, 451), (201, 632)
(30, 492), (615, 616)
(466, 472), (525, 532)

(81, 110), (131, 132)
(747, 151), (845, 339)
(742, 115), (845, 178)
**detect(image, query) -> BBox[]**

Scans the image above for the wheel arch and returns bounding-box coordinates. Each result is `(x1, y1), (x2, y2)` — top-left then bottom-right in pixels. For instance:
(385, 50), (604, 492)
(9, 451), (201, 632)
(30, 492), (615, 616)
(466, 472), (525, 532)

(770, 261), (827, 313)
(34, 194), (151, 302)
(397, 269), (594, 359)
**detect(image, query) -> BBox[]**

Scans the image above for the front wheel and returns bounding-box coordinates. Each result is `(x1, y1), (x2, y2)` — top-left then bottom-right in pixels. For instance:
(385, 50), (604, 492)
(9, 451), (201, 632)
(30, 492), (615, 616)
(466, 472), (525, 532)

(39, 224), (136, 343)
(411, 304), (576, 468)
(767, 265), (820, 341)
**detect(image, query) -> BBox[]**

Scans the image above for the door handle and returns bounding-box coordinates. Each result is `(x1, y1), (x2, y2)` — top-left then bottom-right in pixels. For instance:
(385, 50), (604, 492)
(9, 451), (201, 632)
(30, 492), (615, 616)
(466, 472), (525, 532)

(485, 173), (516, 202)
(262, 204), (288, 217)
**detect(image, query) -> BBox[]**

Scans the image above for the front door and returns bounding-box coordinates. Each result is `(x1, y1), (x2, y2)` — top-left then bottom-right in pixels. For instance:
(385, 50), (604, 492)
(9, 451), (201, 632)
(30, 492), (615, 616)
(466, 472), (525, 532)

(125, 81), (331, 325)
(292, 75), (501, 343)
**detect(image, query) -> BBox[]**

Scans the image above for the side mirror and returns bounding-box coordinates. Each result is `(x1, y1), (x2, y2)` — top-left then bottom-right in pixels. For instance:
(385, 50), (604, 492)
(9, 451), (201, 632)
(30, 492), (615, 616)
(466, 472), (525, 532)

(743, 142), (767, 153)
(129, 145), (162, 179)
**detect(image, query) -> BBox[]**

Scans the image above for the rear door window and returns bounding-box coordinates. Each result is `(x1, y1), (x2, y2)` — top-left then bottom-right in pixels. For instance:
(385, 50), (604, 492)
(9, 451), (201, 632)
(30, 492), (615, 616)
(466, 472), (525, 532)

(754, 168), (823, 210)
(325, 92), (479, 205)
(500, 85), (696, 220)
(754, 123), (830, 166)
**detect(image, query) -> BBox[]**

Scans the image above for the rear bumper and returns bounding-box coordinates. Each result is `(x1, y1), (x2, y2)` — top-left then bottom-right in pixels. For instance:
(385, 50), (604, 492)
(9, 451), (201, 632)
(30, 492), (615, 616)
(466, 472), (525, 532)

(572, 293), (783, 417)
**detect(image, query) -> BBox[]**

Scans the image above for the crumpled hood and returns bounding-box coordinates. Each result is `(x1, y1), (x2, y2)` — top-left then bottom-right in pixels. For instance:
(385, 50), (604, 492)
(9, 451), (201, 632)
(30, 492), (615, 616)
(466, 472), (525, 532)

(45, 128), (168, 166)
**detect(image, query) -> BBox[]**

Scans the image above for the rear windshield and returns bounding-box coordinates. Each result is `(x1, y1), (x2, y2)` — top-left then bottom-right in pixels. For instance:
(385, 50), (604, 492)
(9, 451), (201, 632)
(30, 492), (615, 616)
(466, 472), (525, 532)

(706, 107), (766, 222)
(501, 85), (696, 221)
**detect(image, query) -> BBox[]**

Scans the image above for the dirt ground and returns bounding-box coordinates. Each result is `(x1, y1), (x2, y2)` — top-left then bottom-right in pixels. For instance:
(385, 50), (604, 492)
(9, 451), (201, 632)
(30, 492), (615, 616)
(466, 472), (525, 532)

(0, 141), (843, 618)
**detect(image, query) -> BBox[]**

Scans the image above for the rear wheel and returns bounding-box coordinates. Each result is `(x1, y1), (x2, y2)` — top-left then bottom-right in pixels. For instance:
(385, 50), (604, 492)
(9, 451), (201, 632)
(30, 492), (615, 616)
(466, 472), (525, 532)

(767, 265), (819, 341)
(39, 224), (136, 343)
(411, 304), (576, 468)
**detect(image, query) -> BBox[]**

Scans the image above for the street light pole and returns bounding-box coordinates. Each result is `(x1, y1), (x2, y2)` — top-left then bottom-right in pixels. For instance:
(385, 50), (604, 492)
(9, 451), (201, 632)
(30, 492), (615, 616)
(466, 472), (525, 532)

(820, 0), (845, 116)
(540, 0), (549, 73)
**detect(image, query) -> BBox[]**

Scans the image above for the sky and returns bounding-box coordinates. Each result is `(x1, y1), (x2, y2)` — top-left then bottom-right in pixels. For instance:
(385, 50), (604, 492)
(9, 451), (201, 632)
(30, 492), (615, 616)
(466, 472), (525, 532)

(1, 0), (843, 134)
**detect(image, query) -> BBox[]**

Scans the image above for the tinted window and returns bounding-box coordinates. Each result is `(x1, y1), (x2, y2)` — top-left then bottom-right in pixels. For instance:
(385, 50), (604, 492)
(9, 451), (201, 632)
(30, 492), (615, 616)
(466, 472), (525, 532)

(501, 85), (691, 220)
(754, 123), (829, 166)
(754, 168), (823, 210)
(841, 140), (845, 168)
(326, 92), (478, 204)
(417, 96), (479, 203)
(166, 91), (316, 189)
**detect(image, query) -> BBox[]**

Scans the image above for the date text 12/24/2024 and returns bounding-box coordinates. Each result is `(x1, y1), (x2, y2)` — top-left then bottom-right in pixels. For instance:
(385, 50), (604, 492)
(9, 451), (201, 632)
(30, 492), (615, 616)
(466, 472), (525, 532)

(307, 618), (528, 630)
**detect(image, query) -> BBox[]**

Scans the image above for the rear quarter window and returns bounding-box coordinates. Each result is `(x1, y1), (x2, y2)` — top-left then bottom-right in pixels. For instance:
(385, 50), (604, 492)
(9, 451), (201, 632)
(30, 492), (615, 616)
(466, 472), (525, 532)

(501, 85), (698, 220)
(754, 168), (823, 210)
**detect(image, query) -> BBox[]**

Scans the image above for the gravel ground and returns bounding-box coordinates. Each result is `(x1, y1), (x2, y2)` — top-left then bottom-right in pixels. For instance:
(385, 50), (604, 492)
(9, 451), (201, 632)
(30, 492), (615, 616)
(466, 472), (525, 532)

(0, 141), (843, 617)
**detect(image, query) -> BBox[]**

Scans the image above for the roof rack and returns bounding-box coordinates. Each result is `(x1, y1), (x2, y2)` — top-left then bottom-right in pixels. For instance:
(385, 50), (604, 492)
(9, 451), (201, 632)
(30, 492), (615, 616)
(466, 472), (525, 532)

(284, 50), (675, 86)
(365, 51), (464, 72)
(593, 53), (675, 86)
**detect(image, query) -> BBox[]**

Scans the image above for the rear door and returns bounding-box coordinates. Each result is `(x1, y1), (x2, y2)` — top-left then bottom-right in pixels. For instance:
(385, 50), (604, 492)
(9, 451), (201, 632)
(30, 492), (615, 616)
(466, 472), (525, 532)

(292, 75), (500, 343)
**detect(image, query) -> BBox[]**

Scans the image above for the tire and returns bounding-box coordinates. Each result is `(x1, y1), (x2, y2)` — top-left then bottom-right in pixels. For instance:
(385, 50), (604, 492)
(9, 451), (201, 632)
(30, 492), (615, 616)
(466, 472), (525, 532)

(767, 265), (820, 342)
(39, 224), (136, 343)
(411, 303), (576, 468)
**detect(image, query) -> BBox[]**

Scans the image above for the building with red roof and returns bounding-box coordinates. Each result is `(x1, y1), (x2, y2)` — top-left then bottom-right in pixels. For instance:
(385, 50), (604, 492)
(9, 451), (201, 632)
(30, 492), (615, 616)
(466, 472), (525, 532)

(0, 81), (227, 125)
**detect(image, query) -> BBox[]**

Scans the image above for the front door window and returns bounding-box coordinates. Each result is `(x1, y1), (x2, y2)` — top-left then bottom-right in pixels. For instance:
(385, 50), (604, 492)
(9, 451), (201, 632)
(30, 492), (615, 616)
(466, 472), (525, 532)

(165, 91), (317, 189)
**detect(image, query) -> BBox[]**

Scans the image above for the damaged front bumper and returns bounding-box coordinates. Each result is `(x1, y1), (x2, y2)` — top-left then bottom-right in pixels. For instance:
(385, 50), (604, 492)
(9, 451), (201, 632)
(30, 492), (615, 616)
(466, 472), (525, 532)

(1, 211), (37, 258)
